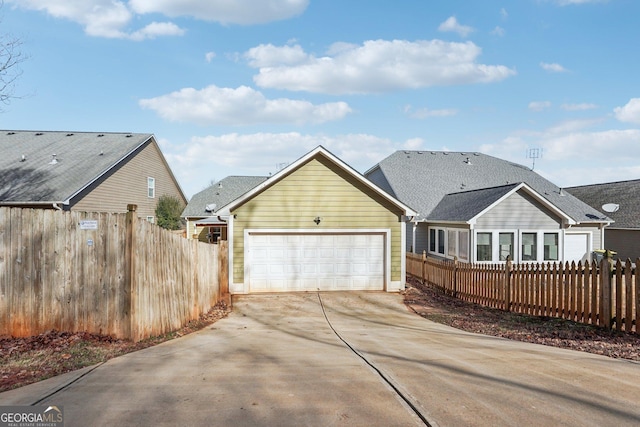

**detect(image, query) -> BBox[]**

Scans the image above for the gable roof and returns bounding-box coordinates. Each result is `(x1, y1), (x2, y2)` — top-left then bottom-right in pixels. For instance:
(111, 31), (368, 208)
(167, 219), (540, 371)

(566, 179), (640, 229)
(219, 146), (416, 216)
(429, 182), (575, 224)
(0, 130), (185, 207)
(366, 150), (609, 224)
(181, 175), (268, 218)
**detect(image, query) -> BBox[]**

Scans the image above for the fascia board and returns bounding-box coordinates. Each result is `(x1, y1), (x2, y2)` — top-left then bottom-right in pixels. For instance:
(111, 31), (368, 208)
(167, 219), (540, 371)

(469, 183), (577, 225)
(221, 145), (417, 216)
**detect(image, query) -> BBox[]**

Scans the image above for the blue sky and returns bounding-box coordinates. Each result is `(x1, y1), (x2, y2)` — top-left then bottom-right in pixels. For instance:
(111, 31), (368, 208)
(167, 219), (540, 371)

(2, 0), (640, 199)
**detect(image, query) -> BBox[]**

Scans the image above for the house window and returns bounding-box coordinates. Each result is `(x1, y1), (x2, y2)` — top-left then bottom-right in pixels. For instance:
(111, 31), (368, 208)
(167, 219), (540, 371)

(544, 233), (559, 261)
(447, 230), (457, 257)
(146, 216), (155, 223)
(458, 231), (469, 261)
(429, 228), (436, 252)
(437, 229), (445, 254)
(147, 177), (155, 198)
(522, 232), (537, 261)
(477, 232), (492, 261)
(499, 233), (514, 261)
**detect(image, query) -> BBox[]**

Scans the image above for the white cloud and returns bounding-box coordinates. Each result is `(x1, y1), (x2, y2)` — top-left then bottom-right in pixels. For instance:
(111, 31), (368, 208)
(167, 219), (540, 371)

(438, 16), (474, 38)
(500, 8), (508, 20)
(130, 22), (185, 41)
(8, 0), (185, 40)
(139, 85), (352, 125)
(540, 62), (568, 73)
(205, 52), (216, 62)
(248, 40), (516, 95)
(614, 98), (640, 124)
(244, 44), (309, 67)
(129, 0), (309, 24)
(8, 0), (307, 39)
(529, 101), (552, 111)
(404, 105), (458, 119)
(164, 132), (409, 195)
(554, 0), (609, 5)
(561, 103), (597, 111)
(491, 26), (506, 37)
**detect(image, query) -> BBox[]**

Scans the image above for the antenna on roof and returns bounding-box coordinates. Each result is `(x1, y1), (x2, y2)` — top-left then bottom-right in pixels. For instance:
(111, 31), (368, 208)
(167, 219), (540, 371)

(526, 148), (543, 170)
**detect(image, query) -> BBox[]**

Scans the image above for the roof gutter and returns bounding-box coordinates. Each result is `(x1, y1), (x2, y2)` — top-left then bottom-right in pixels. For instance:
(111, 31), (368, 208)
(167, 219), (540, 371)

(0, 201), (66, 209)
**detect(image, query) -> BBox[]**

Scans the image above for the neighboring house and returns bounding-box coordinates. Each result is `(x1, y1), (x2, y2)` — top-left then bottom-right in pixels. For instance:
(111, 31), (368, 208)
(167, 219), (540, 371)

(365, 151), (610, 264)
(0, 130), (186, 221)
(213, 146), (415, 294)
(566, 179), (640, 261)
(182, 176), (268, 243)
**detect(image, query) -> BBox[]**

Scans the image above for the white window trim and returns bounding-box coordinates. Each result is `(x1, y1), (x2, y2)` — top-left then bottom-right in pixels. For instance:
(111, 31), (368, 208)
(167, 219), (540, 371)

(428, 226), (470, 261)
(148, 177), (156, 198)
(519, 230), (563, 263)
(474, 229), (518, 264)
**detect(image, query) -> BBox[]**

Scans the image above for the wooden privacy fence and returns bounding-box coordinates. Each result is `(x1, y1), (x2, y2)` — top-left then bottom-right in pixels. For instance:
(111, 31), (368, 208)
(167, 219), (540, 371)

(0, 206), (227, 341)
(407, 252), (639, 333)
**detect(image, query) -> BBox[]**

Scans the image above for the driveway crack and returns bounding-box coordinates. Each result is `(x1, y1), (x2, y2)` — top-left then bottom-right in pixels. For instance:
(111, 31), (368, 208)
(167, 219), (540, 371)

(316, 291), (435, 427)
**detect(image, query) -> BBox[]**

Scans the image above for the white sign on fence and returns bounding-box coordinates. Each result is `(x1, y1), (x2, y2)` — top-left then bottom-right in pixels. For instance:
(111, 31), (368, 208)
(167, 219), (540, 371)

(79, 220), (98, 230)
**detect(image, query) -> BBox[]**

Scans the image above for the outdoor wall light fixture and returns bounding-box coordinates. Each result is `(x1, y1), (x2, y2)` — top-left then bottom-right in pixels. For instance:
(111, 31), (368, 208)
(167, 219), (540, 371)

(314, 216), (322, 225)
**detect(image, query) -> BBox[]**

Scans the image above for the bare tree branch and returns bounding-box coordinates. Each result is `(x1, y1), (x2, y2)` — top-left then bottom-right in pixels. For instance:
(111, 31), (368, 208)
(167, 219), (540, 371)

(1, 3), (27, 110)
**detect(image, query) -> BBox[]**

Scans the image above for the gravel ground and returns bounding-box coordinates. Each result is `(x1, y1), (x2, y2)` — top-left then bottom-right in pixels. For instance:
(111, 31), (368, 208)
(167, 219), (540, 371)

(403, 277), (640, 361)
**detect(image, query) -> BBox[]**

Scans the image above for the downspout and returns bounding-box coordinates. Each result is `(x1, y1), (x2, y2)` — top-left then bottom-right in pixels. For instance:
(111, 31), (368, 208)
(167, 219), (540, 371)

(52, 203), (63, 211)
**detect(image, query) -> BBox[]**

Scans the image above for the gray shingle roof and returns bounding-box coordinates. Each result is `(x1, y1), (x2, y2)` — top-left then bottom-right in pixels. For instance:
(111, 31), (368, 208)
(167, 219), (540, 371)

(0, 130), (156, 205)
(566, 179), (640, 229)
(181, 176), (268, 218)
(366, 151), (609, 224)
(429, 183), (520, 222)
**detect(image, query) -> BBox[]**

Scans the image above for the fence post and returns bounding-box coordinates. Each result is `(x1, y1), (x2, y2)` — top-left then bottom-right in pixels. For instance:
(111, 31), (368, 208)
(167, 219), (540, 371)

(218, 240), (230, 307)
(504, 256), (512, 312)
(600, 256), (612, 329)
(421, 250), (426, 285)
(125, 204), (138, 341)
(453, 256), (458, 298)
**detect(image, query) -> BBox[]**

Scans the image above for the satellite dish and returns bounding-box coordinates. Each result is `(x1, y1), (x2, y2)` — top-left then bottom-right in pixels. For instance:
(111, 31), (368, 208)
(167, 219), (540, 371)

(602, 203), (619, 213)
(205, 203), (217, 212)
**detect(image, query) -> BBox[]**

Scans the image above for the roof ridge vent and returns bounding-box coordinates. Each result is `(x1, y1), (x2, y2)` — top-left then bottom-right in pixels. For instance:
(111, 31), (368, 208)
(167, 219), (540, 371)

(35, 132), (43, 136)
(66, 133), (74, 136)
(7, 132), (15, 135)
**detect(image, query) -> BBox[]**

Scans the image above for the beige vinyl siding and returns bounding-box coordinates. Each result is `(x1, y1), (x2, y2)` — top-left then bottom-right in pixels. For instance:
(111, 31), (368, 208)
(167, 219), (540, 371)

(475, 190), (562, 229)
(232, 157), (404, 284)
(72, 141), (185, 219)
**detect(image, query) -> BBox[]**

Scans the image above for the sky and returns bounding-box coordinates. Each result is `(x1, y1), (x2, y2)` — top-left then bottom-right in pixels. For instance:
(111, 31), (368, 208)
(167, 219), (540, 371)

(1, 0), (640, 199)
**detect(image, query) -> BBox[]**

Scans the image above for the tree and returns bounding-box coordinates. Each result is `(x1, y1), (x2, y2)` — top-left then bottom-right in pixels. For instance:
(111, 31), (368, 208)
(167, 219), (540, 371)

(1, 3), (27, 109)
(155, 195), (185, 230)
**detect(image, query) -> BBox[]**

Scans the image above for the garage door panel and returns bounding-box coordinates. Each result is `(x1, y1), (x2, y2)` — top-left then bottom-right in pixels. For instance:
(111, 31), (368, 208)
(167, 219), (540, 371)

(248, 233), (385, 292)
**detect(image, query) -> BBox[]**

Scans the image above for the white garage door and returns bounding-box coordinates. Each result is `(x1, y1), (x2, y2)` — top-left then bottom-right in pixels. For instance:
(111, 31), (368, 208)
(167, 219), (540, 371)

(248, 233), (385, 292)
(564, 233), (590, 262)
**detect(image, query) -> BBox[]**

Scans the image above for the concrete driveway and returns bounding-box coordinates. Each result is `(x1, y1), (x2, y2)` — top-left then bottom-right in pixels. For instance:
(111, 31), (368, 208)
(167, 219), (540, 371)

(2, 292), (640, 426)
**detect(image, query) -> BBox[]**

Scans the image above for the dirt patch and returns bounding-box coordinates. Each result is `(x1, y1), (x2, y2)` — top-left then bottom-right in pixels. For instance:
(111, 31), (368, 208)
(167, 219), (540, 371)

(403, 277), (640, 361)
(0, 301), (230, 393)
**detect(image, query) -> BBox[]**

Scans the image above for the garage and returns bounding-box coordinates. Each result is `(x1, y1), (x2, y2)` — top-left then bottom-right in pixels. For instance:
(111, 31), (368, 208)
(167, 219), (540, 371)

(246, 232), (386, 292)
(564, 233), (590, 262)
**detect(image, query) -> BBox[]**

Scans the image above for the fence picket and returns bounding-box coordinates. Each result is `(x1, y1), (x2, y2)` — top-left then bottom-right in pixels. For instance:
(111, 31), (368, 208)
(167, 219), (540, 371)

(0, 207), (224, 341)
(409, 253), (637, 334)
